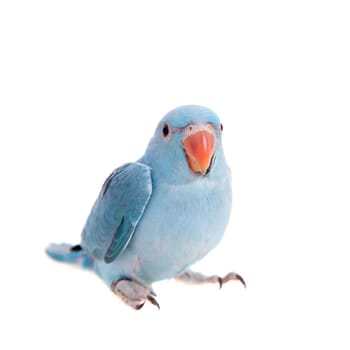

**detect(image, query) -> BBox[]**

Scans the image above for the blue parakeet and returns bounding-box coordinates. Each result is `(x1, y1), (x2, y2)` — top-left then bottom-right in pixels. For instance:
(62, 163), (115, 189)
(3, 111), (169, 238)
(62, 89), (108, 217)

(46, 105), (245, 309)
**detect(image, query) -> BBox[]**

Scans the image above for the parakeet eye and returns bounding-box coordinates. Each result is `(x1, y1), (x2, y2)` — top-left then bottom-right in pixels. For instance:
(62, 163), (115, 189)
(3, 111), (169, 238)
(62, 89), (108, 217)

(162, 124), (169, 138)
(220, 123), (223, 132)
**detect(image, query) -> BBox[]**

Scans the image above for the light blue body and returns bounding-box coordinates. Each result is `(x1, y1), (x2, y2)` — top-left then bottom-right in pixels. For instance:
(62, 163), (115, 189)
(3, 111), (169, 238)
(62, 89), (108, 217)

(47, 105), (232, 289)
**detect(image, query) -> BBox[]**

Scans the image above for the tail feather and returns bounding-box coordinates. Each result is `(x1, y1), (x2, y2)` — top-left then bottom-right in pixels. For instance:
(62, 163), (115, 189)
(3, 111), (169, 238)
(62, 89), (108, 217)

(46, 243), (92, 269)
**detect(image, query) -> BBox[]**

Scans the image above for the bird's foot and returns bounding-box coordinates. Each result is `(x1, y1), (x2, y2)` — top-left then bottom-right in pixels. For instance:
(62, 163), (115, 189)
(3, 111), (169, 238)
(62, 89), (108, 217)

(176, 269), (246, 289)
(111, 279), (160, 310)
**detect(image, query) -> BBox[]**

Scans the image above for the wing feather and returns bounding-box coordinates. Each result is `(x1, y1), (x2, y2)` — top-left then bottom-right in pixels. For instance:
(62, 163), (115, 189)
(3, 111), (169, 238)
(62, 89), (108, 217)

(81, 162), (152, 263)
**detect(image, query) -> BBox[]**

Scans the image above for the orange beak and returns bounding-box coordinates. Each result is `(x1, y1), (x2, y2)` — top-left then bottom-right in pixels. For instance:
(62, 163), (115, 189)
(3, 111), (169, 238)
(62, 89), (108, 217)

(183, 129), (216, 175)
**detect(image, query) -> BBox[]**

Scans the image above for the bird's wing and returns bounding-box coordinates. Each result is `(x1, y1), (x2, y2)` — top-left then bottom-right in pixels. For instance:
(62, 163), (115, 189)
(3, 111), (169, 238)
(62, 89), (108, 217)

(82, 162), (152, 263)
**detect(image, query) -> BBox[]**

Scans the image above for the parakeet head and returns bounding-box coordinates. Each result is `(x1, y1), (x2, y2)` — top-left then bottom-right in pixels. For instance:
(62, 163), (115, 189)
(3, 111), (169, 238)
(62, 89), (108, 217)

(142, 105), (229, 184)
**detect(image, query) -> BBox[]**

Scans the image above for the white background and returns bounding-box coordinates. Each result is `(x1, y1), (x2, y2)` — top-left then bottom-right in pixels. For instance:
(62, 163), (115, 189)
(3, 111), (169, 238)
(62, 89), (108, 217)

(1, 1), (349, 349)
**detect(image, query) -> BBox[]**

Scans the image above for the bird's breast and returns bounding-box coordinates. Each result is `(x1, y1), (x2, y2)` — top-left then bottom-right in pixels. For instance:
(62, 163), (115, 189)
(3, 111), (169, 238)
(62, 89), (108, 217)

(126, 176), (232, 282)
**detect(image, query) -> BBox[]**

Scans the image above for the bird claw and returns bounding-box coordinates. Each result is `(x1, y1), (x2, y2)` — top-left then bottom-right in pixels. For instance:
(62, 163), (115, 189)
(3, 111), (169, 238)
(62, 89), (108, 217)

(218, 272), (246, 289)
(147, 295), (160, 309)
(111, 279), (160, 310)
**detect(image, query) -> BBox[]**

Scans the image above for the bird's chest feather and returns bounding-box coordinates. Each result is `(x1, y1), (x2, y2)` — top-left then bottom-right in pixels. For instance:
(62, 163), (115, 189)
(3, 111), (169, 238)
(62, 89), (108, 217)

(128, 177), (232, 278)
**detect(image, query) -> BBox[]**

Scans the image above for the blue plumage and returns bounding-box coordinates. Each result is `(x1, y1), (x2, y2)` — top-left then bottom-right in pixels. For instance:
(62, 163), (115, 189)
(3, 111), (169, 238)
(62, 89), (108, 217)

(46, 105), (244, 309)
